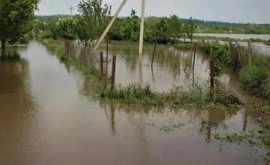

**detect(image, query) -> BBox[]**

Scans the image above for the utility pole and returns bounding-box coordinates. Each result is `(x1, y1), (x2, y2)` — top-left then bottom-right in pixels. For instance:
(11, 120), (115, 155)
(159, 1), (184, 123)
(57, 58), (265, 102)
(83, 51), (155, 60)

(139, 0), (145, 56)
(93, 0), (128, 52)
(70, 5), (74, 18)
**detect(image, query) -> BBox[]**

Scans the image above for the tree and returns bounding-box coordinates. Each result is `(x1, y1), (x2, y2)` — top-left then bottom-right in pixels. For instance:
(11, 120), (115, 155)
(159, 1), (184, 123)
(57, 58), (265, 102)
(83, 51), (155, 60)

(120, 9), (140, 41)
(186, 17), (195, 43)
(0, 0), (38, 49)
(145, 17), (169, 44)
(167, 15), (182, 44)
(56, 18), (76, 52)
(75, 0), (111, 46)
(156, 17), (170, 44)
(57, 18), (76, 40)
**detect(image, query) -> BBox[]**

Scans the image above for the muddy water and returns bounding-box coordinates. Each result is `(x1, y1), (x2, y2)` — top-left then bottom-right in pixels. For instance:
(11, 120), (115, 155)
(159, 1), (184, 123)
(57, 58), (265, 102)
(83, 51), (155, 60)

(0, 41), (269, 165)
(72, 41), (212, 92)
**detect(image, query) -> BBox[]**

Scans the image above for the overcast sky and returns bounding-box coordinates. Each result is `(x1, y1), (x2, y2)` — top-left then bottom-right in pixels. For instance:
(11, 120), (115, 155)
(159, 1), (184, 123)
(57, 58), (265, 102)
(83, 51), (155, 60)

(36, 0), (270, 24)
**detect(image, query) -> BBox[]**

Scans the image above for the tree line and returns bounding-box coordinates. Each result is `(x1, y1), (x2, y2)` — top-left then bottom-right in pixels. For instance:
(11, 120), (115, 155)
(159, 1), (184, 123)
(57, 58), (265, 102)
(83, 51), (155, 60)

(35, 0), (195, 46)
(0, 0), (195, 49)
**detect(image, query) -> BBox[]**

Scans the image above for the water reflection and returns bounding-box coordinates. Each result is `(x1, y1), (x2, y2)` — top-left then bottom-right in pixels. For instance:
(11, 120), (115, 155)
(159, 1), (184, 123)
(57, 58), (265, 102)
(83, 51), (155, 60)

(1, 41), (269, 165)
(0, 49), (22, 61)
(68, 41), (211, 92)
(95, 98), (267, 165)
(0, 47), (36, 165)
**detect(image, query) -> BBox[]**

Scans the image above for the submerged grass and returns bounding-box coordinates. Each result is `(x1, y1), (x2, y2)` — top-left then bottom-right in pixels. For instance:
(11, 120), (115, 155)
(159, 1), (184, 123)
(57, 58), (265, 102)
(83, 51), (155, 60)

(41, 38), (242, 110)
(98, 83), (242, 109)
(42, 38), (100, 77)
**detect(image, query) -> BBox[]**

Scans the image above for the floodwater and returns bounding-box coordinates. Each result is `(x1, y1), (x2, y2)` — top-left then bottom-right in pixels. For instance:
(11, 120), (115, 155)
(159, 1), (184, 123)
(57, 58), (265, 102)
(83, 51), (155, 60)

(195, 33), (270, 41)
(72, 41), (214, 92)
(195, 33), (270, 56)
(0, 40), (269, 165)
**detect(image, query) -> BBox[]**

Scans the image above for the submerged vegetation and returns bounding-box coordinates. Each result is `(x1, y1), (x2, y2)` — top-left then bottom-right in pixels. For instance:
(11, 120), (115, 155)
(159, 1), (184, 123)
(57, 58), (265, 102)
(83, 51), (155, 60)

(42, 38), (242, 110)
(3, 0), (269, 118)
(42, 38), (100, 77)
(36, 0), (270, 112)
(95, 80), (241, 109)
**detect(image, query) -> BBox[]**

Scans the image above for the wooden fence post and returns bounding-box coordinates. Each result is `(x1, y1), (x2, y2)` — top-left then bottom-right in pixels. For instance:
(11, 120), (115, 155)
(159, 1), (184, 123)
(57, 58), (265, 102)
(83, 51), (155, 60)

(151, 43), (157, 67)
(210, 60), (215, 98)
(100, 52), (104, 76)
(106, 38), (109, 76)
(193, 44), (197, 85)
(111, 55), (116, 86)
(248, 40), (252, 66)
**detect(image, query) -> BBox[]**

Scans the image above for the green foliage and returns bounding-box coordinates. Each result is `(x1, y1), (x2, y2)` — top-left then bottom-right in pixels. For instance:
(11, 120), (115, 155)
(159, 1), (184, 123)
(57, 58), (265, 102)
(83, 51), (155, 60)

(98, 83), (241, 109)
(263, 135), (270, 147)
(185, 17), (195, 42)
(45, 21), (59, 39)
(167, 15), (182, 44)
(177, 43), (195, 49)
(75, 0), (111, 46)
(99, 84), (165, 106)
(119, 10), (140, 41)
(239, 65), (269, 98)
(144, 17), (166, 43)
(212, 89), (242, 106)
(108, 15), (196, 44)
(155, 17), (170, 44)
(0, 0), (38, 48)
(210, 43), (231, 76)
(195, 20), (270, 34)
(57, 18), (76, 40)
(108, 18), (125, 40)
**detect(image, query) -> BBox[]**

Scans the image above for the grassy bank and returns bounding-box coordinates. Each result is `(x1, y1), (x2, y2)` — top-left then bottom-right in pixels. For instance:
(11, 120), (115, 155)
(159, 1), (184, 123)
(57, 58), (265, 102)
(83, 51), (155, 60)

(41, 38), (242, 110)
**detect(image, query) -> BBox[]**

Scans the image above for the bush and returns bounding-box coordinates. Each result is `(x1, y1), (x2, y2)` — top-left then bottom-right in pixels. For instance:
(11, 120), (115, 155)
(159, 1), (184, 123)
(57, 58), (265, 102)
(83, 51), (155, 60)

(240, 65), (269, 97)
(210, 43), (231, 76)
(212, 89), (242, 106)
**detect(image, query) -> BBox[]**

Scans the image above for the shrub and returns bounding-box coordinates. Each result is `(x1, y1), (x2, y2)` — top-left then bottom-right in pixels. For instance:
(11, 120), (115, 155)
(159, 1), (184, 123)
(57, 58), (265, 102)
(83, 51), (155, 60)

(210, 43), (231, 76)
(239, 65), (269, 97)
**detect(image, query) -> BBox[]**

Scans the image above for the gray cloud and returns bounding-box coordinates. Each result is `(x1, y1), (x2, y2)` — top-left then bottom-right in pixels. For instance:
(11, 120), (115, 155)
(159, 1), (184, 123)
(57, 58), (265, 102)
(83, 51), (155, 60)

(37, 0), (270, 23)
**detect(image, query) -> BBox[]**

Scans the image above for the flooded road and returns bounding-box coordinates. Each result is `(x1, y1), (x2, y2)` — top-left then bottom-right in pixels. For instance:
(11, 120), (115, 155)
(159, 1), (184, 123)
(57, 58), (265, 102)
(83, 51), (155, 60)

(0, 41), (269, 165)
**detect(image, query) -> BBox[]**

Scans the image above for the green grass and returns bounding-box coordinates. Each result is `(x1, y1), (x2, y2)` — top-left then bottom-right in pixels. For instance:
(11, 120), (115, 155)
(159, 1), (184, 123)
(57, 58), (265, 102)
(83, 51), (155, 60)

(263, 135), (270, 147)
(239, 65), (268, 90)
(98, 83), (242, 109)
(177, 43), (195, 50)
(239, 65), (270, 99)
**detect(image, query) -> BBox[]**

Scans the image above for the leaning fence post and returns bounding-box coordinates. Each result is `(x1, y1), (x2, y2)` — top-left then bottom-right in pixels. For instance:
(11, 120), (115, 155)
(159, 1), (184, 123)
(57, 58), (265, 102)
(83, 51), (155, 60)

(111, 55), (116, 87)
